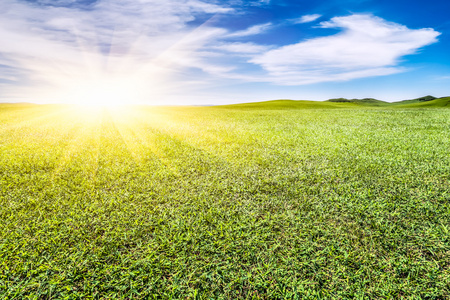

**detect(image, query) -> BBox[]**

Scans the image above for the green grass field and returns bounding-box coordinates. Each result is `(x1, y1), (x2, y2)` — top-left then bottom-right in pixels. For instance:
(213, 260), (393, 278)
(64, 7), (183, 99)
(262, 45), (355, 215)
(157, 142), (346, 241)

(1, 100), (450, 299)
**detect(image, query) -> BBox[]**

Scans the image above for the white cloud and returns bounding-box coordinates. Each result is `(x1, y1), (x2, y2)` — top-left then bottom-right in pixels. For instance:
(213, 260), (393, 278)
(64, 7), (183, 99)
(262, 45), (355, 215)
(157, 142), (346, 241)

(32, 0), (79, 6)
(255, 0), (271, 5)
(226, 0), (271, 7)
(292, 14), (322, 24)
(250, 14), (440, 85)
(210, 42), (271, 54)
(225, 23), (272, 38)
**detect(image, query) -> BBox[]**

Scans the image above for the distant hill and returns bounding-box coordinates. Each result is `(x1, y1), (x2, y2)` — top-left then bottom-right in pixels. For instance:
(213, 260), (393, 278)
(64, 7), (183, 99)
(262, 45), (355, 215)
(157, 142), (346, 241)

(215, 96), (450, 110)
(391, 95), (437, 105)
(327, 98), (388, 106)
(394, 96), (450, 108)
(214, 99), (359, 110)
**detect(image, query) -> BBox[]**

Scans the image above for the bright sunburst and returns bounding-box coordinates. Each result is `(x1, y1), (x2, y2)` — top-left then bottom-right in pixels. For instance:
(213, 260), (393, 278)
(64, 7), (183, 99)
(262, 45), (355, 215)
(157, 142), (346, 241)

(63, 77), (139, 107)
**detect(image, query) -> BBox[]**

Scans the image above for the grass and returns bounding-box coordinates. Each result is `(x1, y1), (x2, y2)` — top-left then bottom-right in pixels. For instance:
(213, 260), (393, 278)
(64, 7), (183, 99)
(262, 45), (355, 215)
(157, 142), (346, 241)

(1, 102), (450, 299)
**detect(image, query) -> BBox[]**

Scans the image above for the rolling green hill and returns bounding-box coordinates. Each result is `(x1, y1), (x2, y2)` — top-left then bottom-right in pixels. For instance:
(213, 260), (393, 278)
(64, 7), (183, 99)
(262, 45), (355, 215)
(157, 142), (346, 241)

(215, 99), (359, 110)
(216, 96), (450, 109)
(391, 95), (437, 105)
(395, 96), (450, 107)
(326, 97), (389, 106)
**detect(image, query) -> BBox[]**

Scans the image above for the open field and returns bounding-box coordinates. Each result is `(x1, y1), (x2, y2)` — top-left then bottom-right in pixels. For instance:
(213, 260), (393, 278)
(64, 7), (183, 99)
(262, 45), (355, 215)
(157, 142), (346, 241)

(1, 101), (450, 299)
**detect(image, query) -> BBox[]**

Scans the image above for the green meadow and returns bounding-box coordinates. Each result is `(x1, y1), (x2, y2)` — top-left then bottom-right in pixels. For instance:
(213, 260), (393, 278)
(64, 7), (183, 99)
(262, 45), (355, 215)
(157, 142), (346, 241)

(1, 99), (450, 299)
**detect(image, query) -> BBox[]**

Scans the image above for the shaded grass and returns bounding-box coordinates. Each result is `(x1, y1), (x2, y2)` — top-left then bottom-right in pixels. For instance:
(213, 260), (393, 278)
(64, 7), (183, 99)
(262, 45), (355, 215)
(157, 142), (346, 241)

(0, 104), (450, 299)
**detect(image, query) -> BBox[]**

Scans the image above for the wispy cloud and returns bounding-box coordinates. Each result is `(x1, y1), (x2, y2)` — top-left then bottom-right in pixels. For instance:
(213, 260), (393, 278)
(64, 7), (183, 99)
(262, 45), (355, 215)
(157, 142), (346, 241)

(291, 14), (322, 24)
(224, 23), (273, 38)
(255, 0), (271, 5)
(249, 14), (440, 85)
(209, 42), (271, 54)
(229, 0), (271, 7)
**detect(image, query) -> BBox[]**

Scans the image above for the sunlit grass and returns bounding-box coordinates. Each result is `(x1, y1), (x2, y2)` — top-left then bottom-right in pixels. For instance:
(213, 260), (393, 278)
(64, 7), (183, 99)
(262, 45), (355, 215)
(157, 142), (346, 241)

(0, 103), (449, 298)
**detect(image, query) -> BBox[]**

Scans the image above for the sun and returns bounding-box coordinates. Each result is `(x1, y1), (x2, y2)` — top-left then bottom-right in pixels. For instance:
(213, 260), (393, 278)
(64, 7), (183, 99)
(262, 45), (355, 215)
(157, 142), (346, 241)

(42, 71), (165, 107)
(65, 79), (134, 107)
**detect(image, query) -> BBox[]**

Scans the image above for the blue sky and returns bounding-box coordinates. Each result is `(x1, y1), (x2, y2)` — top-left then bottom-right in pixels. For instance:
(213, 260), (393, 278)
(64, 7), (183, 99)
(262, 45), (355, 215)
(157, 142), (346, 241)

(0, 0), (449, 104)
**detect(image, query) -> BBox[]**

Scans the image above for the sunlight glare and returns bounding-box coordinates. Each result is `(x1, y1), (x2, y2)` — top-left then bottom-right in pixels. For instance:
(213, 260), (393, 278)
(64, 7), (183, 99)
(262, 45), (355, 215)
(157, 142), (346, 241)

(65, 77), (141, 107)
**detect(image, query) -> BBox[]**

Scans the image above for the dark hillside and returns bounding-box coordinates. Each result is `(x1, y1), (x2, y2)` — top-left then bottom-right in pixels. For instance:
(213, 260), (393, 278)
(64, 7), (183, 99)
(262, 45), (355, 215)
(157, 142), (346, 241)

(327, 98), (388, 106)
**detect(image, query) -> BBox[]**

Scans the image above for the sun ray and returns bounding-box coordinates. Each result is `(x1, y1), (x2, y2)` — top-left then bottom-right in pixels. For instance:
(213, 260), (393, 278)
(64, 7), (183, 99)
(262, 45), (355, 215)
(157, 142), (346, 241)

(49, 108), (103, 183)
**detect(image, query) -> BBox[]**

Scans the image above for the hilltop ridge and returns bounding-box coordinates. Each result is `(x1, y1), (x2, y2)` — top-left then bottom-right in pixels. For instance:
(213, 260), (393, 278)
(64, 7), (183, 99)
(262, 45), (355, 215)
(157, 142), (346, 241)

(216, 96), (450, 109)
